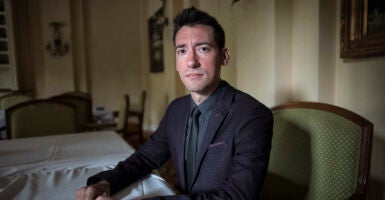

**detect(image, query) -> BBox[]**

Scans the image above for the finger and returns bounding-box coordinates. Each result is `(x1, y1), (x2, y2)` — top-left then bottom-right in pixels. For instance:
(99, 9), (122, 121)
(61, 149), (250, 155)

(96, 195), (114, 200)
(85, 186), (102, 200)
(76, 186), (87, 200)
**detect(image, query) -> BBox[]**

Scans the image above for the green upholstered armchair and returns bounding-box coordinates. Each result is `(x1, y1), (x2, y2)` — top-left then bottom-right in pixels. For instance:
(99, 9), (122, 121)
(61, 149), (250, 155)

(0, 93), (34, 110)
(5, 100), (78, 139)
(49, 94), (93, 131)
(261, 102), (373, 200)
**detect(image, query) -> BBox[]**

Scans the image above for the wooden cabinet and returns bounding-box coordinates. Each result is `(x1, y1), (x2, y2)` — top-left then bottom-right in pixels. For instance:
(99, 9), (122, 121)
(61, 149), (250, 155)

(0, 0), (17, 90)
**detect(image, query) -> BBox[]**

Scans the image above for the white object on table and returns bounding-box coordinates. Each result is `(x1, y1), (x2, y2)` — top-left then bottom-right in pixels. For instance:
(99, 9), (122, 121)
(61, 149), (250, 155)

(93, 107), (115, 125)
(0, 131), (175, 200)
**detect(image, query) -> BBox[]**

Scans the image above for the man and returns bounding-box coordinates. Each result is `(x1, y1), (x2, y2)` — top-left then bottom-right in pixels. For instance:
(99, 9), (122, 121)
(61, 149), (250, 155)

(76, 7), (273, 200)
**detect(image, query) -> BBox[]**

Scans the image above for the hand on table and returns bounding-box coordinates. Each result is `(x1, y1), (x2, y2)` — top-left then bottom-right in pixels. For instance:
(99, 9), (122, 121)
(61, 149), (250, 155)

(95, 193), (116, 200)
(76, 180), (114, 200)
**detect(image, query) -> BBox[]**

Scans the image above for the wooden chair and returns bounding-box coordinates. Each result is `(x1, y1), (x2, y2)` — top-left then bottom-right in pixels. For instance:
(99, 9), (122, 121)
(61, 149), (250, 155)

(261, 102), (373, 199)
(49, 94), (93, 131)
(82, 92), (146, 147)
(115, 94), (130, 134)
(113, 92), (146, 146)
(5, 100), (78, 138)
(124, 90), (146, 144)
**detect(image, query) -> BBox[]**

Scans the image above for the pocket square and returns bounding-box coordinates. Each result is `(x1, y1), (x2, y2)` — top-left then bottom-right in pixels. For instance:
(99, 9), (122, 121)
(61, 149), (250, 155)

(209, 141), (226, 148)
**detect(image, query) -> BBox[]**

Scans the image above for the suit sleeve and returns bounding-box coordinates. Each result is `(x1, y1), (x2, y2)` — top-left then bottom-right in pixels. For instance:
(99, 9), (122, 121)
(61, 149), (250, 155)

(87, 108), (172, 195)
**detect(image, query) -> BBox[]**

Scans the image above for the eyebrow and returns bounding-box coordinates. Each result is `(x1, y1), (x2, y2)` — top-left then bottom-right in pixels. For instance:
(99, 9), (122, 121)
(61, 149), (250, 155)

(175, 42), (213, 49)
(175, 44), (186, 49)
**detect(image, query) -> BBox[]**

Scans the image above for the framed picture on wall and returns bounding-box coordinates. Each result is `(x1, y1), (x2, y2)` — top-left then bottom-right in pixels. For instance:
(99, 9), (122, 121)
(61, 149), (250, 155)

(148, 7), (167, 73)
(340, 0), (385, 58)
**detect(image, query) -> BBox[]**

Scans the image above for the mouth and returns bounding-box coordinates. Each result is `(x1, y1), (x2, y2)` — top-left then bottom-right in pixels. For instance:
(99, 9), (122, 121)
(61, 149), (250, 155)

(186, 73), (203, 79)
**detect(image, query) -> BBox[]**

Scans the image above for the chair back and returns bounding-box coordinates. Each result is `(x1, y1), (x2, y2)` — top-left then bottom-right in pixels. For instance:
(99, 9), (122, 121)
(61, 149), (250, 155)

(62, 90), (91, 99)
(139, 90), (146, 117)
(126, 91), (146, 144)
(261, 102), (373, 200)
(133, 90), (146, 130)
(6, 100), (77, 138)
(116, 94), (130, 131)
(111, 91), (146, 146)
(0, 93), (34, 110)
(49, 94), (93, 129)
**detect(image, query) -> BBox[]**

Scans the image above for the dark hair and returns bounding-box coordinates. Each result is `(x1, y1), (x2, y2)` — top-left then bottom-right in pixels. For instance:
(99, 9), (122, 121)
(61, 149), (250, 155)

(172, 7), (225, 49)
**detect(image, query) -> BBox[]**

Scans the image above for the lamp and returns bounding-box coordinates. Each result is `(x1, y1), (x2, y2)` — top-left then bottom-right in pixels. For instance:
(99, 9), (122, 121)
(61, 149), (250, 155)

(46, 22), (69, 56)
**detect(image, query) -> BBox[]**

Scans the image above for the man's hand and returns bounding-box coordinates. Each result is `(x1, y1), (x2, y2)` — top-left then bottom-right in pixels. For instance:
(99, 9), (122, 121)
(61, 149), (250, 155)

(76, 180), (112, 200)
(95, 194), (116, 200)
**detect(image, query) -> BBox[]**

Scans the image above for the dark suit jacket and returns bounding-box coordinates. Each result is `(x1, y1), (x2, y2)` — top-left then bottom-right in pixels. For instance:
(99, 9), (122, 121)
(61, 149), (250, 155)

(88, 81), (273, 200)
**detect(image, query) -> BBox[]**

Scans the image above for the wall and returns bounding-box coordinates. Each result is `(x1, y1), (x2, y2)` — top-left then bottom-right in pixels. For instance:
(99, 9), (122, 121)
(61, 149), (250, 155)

(83, 0), (143, 111)
(12, 0), (40, 92)
(233, 1), (276, 106)
(40, 0), (74, 97)
(334, 0), (385, 182)
(335, 0), (385, 183)
(144, 0), (182, 130)
(13, 0), (145, 109)
(274, 0), (293, 104)
(199, 0), (237, 87)
(14, 0), (75, 97)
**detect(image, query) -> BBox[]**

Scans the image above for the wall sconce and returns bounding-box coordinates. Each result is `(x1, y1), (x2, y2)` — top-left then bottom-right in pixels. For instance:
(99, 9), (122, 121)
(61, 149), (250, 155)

(46, 22), (69, 56)
(232, 0), (240, 6)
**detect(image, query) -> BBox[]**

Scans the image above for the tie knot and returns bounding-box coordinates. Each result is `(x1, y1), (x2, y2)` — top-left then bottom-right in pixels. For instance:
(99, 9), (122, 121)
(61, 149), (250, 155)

(192, 107), (201, 119)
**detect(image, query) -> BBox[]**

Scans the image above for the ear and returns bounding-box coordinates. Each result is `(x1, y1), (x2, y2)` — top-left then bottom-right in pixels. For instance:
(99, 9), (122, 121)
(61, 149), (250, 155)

(221, 48), (230, 66)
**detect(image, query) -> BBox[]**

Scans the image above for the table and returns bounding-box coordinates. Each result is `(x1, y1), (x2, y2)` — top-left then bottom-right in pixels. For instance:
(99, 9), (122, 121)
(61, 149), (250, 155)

(0, 131), (175, 199)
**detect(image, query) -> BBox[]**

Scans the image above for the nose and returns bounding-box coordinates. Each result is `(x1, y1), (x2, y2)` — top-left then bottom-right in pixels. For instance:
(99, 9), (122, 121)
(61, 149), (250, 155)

(187, 50), (200, 68)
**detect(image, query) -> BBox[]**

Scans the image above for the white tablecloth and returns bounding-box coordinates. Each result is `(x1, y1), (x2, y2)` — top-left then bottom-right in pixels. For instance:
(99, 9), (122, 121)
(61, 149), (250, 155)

(0, 131), (175, 200)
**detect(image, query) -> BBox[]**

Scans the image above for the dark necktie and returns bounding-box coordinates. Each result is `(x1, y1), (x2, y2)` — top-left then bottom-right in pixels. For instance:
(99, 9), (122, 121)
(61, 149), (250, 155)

(186, 107), (201, 190)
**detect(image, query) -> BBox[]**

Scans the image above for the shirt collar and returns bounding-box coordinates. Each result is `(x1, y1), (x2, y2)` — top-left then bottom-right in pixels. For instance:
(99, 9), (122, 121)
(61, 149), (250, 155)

(190, 80), (226, 114)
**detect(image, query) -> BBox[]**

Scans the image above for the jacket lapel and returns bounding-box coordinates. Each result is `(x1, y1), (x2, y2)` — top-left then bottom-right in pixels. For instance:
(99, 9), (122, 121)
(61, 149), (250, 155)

(173, 97), (192, 191)
(193, 84), (235, 186)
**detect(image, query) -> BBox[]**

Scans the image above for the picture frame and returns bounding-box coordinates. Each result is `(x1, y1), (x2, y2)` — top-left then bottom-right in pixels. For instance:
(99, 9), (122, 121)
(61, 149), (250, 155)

(148, 8), (167, 73)
(340, 0), (385, 58)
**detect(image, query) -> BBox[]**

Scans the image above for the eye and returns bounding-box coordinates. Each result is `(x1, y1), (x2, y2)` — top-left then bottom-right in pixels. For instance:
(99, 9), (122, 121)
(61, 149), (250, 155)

(201, 47), (209, 52)
(176, 48), (186, 55)
(198, 46), (211, 54)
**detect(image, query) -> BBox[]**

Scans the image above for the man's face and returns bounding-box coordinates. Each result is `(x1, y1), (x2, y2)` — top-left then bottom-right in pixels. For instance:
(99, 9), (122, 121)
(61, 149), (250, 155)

(175, 25), (229, 95)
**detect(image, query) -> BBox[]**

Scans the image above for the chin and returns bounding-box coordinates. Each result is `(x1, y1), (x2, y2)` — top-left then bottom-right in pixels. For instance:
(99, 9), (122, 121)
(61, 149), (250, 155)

(189, 86), (213, 95)
(187, 88), (203, 93)
(183, 82), (202, 91)
(185, 85), (202, 92)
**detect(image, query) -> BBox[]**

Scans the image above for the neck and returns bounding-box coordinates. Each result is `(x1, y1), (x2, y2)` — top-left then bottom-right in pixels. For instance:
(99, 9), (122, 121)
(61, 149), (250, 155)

(191, 80), (221, 105)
